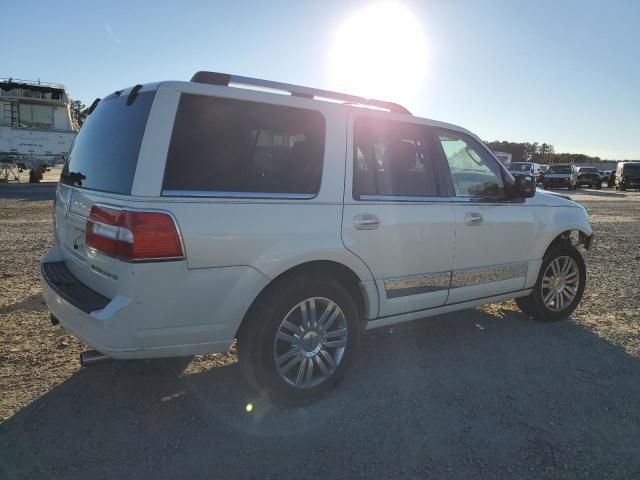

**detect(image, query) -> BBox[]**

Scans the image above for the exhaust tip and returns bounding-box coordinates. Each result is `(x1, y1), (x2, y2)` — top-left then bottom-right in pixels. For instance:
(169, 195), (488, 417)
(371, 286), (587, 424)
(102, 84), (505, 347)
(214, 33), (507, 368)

(80, 350), (110, 367)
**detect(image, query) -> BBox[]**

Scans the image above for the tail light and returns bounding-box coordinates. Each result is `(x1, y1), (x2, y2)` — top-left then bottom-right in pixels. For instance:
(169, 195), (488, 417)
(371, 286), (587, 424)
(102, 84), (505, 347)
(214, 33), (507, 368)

(86, 206), (184, 261)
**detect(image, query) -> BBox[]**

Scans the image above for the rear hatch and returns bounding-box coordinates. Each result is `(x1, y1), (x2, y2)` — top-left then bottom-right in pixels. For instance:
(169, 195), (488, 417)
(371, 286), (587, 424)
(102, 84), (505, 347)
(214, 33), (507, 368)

(54, 89), (156, 298)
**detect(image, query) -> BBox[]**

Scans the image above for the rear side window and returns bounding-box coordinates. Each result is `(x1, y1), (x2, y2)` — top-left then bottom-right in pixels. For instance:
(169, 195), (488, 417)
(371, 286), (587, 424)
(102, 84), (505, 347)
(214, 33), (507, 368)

(353, 117), (438, 198)
(61, 91), (155, 194)
(163, 94), (325, 196)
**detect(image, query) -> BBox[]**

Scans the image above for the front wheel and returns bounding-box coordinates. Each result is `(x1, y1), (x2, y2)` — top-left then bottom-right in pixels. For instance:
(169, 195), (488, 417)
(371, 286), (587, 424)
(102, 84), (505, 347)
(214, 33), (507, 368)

(237, 274), (360, 405)
(516, 243), (586, 321)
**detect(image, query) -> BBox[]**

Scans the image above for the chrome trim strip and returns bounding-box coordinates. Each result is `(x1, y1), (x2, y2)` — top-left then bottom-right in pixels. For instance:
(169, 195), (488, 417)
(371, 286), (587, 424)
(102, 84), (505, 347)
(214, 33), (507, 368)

(450, 262), (528, 289)
(382, 262), (528, 299)
(161, 190), (315, 200)
(384, 272), (451, 299)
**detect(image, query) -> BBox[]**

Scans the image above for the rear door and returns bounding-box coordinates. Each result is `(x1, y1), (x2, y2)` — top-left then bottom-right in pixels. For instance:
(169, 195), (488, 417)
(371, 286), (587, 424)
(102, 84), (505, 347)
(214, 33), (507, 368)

(433, 128), (536, 304)
(341, 114), (455, 318)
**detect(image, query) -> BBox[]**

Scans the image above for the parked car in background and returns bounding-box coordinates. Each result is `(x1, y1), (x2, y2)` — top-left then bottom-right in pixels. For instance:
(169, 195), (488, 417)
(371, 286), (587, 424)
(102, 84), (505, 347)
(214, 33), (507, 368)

(540, 164), (577, 190)
(509, 162), (541, 180)
(40, 72), (594, 404)
(600, 170), (610, 182)
(614, 162), (640, 191)
(608, 171), (616, 188)
(576, 166), (602, 189)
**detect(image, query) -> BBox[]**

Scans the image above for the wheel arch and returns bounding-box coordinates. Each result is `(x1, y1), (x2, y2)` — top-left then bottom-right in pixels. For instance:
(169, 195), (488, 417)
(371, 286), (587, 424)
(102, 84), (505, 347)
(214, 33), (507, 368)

(236, 260), (376, 339)
(543, 228), (592, 257)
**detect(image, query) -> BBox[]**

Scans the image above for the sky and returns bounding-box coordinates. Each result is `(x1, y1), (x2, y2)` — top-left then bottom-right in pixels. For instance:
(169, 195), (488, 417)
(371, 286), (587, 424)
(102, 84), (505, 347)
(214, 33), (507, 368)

(3, 0), (639, 159)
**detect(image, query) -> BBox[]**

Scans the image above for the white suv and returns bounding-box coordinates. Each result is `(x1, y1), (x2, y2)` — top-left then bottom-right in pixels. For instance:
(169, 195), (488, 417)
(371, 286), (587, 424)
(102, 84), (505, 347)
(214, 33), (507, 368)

(42, 72), (594, 404)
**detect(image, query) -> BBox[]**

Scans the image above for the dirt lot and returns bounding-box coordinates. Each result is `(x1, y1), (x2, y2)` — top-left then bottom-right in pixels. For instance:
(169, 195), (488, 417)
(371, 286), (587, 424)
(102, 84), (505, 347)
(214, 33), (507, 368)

(1, 183), (639, 479)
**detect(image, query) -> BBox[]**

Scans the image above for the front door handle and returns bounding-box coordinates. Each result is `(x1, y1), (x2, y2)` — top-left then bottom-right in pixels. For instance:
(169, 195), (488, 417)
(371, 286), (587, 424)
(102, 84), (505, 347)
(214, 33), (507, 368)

(464, 212), (483, 226)
(354, 213), (380, 230)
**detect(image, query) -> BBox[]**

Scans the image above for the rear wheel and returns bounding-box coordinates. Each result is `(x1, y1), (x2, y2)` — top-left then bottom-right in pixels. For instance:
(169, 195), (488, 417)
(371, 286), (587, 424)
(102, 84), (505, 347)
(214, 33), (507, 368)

(238, 274), (360, 405)
(516, 243), (586, 321)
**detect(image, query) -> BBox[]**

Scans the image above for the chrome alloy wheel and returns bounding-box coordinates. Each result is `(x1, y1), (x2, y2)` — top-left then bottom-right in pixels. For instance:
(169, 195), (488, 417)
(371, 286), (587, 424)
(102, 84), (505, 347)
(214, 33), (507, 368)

(274, 297), (348, 388)
(541, 255), (580, 312)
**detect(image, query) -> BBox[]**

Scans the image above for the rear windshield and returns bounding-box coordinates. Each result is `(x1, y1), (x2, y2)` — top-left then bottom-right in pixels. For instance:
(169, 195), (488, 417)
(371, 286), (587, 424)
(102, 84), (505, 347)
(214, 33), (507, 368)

(547, 166), (571, 174)
(60, 91), (155, 194)
(509, 163), (531, 171)
(579, 167), (598, 173)
(162, 94), (325, 196)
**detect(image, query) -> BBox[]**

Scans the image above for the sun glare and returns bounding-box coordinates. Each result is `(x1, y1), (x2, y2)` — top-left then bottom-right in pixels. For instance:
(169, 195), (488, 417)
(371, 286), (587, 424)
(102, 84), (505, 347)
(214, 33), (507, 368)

(328, 2), (428, 107)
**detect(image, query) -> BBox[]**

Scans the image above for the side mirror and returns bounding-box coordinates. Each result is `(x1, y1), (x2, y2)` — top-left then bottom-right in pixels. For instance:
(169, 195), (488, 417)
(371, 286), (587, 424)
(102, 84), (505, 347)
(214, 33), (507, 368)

(508, 174), (536, 199)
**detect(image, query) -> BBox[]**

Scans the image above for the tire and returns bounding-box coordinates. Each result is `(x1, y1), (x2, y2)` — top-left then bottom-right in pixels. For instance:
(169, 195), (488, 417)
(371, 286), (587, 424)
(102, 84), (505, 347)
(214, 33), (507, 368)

(516, 242), (586, 321)
(597, 182), (602, 189)
(237, 273), (360, 405)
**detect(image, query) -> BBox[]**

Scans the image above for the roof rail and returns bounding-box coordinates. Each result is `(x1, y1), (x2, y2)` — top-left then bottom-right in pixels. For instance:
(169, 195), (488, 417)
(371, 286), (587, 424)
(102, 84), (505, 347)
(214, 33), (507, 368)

(190, 71), (411, 115)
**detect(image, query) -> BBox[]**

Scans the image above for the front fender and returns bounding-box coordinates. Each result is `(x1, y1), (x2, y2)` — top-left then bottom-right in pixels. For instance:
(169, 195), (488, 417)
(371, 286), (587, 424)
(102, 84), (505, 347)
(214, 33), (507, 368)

(535, 205), (593, 259)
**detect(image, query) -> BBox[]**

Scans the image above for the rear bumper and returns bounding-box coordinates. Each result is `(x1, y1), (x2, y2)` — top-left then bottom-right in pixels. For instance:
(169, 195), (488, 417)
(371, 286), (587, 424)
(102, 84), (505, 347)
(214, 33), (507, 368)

(40, 245), (268, 359)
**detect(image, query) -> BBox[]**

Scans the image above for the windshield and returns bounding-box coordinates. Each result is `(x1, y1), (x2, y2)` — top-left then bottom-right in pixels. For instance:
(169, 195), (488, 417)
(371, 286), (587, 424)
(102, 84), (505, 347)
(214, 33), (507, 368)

(622, 164), (640, 174)
(547, 165), (571, 174)
(60, 91), (155, 194)
(509, 163), (531, 171)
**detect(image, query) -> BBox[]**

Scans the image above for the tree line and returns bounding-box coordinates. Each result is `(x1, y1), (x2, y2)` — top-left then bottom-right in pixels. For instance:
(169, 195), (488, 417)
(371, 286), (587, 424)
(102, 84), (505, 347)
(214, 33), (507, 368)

(485, 140), (603, 164)
(70, 100), (89, 128)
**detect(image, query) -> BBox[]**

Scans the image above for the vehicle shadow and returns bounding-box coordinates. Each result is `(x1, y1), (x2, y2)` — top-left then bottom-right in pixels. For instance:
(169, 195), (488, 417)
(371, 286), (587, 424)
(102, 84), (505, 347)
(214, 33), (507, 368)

(0, 293), (46, 316)
(1, 307), (640, 479)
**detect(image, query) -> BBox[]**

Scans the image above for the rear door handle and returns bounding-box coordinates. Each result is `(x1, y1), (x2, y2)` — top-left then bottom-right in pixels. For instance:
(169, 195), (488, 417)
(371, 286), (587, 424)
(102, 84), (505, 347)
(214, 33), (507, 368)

(354, 213), (380, 230)
(464, 212), (483, 226)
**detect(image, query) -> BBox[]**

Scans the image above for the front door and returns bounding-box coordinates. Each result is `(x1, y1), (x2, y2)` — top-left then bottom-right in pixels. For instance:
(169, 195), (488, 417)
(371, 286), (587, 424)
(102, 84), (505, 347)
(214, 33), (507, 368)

(341, 114), (455, 318)
(433, 129), (536, 304)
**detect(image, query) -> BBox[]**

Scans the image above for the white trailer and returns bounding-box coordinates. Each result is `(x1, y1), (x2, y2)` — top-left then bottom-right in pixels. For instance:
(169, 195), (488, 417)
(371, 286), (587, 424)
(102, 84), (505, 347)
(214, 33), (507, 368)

(0, 78), (77, 179)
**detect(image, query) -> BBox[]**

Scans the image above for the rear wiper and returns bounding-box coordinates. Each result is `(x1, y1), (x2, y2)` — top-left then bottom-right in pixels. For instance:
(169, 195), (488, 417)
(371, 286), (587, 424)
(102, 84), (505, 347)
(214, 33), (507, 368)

(61, 170), (86, 186)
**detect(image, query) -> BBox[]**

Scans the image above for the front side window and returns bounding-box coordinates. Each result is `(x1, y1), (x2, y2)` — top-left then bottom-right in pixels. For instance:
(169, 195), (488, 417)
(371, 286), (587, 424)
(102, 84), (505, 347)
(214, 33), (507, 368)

(437, 130), (504, 197)
(163, 95), (325, 196)
(353, 117), (438, 198)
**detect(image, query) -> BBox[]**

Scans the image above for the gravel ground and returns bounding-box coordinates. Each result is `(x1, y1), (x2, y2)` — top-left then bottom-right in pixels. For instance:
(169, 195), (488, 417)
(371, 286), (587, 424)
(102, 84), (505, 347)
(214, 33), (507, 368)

(1, 183), (639, 479)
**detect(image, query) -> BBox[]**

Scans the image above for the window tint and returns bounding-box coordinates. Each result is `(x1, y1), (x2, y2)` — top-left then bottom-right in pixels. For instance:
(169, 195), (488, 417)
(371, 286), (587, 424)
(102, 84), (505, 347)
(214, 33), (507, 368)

(163, 95), (325, 196)
(60, 91), (155, 194)
(437, 130), (504, 197)
(353, 117), (438, 198)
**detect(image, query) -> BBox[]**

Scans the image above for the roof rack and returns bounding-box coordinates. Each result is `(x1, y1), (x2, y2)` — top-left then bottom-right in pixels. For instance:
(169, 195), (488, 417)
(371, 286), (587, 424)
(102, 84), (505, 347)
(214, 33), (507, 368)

(190, 71), (411, 115)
